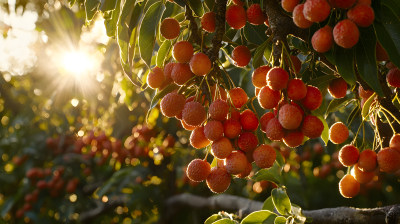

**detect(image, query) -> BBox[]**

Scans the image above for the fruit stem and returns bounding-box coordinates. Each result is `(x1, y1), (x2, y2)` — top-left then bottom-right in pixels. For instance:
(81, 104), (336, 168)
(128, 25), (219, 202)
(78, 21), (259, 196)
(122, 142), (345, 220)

(380, 106), (400, 127)
(380, 108), (397, 135)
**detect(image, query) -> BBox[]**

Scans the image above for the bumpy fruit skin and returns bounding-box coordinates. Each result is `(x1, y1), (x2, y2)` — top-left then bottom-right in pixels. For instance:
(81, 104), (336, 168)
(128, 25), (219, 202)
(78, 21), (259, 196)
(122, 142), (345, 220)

(236, 162), (252, 178)
(201, 12), (216, 33)
(182, 101), (206, 127)
(260, 112), (275, 133)
(232, 45), (251, 67)
(160, 92), (186, 117)
(237, 132), (258, 152)
(352, 164), (374, 184)
(212, 137), (233, 159)
(329, 0), (356, 9)
(377, 147), (400, 173)
(204, 120), (224, 141)
(171, 63), (194, 85)
(301, 115), (324, 138)
(206, 167), (231, 193)
(225, 150), (248, 175)
(282, 0), (300, 12)
(312, 26), (333, 53)
(339, 144), (359, 167)
(303, 0), (331, 22)
(181, 120), (196, 131)
(160, 18), (180, 39)
(173, 41), (193, 63)
(347, 4), (375, 27)
(358, 85), (373, 99)
(283, 131), (304, 148)
(333, 19), (360, 49)
(267, 67), (289, 90)
(223, 119), (242, 139)
(358, 149), (377, 172)
(287, 79), (307, 100)
(229, 87), (248, 108)
(240, 109), (259, 131)
(247, 4), (264, 25)
(190, 126), (211, 149)
(265, 118), (285, 141)
(376, 42), (389, 61)
(226, 5), (247, 29)
(190, 52), (212, 76)
(258, 86), (281, 109)
(329, 122), (349, 144)
(339, 174), (360, 198)
(386, 68), (400, 88)
(390, 134), (400, 152)
(147, 67), (165, 89)
(164, 62), (176, 82)
(253, 144), (276, 169)
(302, 85), (322, 110)
(328, 78), (347, 98)
(293, 4), (313, 28)
(209, 99), (229, 121)
(278, 104), (303, 130)
(186, 159), (211, 182)
(252, 65), (271, 88)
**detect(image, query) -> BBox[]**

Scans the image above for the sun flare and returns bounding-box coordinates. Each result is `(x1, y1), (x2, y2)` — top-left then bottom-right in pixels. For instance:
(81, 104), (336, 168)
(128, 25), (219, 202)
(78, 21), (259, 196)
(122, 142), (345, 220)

(61, 50), (95, 76)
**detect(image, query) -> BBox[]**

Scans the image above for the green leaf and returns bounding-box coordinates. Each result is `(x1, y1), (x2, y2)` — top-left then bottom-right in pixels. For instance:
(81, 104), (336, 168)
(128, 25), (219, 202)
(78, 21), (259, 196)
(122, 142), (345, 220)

(274, 216), (287, 224)
(85, 0), (100, 21)
(213, 218), (238, 224)
(253, 162), (282, 185)
(187, 0), (204, 17)
(288, 35), (309, 53)
(139, 1), (166, 67)
(244, 23), (268, 45)
(361, 92), (376, 121)
(381, 0), (400, 20)
(205, 214), (222, 224)
(241, 210), (277, 224)
(204, 0), (215, 10)
(317, 115), (329, 146)
(100, 0), (117, 12)
(374, 4), (400, 68)
(156, 40), (172, 67)
(355, 26), (383, 96)
(262, 196), (275, 211)
(334, 47), (356, 85)
(325, 98), (354, 118)
(146, 84), (178, 121)
(97, 168), (136, 197)
(272, 188), (291, 215)
(306, 74), (336, 88)
(103, 0), (121, 37)
(253, 39), (271, 68)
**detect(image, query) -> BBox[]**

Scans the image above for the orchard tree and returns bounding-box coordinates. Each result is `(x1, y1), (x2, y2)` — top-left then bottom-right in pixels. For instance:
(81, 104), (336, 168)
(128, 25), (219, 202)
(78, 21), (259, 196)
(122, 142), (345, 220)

(1, 0), (400, 223)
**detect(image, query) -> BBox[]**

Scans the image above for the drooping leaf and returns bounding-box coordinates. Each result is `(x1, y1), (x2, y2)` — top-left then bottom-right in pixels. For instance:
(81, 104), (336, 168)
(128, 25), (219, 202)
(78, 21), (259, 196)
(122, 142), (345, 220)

(97, 167), (136, 197)
(156, 40), (172, 67)
(288, 35), (309, 53)
(317, 115), (329, 146)
(271, 188), (291, 215)
(325, 97), (354, 118)
(204, 0), (215, 11)
(139, 1), (166, 67)
(253, 39), (271, 68)
(361, 93), (376, 121)
(85, 0), (100, 22)
(187, 0), (204, 17)
(262, 196), (275, 211)
(240, 210), (277, 224)
(306, 74), (336, 88)
(334, 47), (356, 85)
(205, 214), (222, 224)
(243, 23), (268, 45)
(103, 0), (121, 37)
(252, 162), (282, 185)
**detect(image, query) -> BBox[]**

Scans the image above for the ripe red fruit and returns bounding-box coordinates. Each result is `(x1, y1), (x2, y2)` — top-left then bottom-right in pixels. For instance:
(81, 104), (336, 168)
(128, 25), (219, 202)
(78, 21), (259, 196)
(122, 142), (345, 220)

(226, 5), (247, 29)
(283, 131), (304, 148)
(293, 4), (313, 28)
(212, 137), (233, 159)
(353, 164), (375, 184)
(186, 159), (211, 182)
(386, 68), (400, 88)
(206, 167), (231, 193)
(287, 79), (307, 100)
(237, 132), (259, 152)
(312, 26), (333, 53)
(225, 150), (248, 175)
(240, 109), (259, 131)
(301, 115), (324, 138)
(189, 52), (211, 76)
(66, 178), (79, 193)
(171, 63), (194, 85)
(328, 78), (347, 98)
(253, 144), (276, 169)
(209, 99), (229, 121)
(236, 162), (252, 178)
(358, 149), (377, 172)
(390, 134), (400, 152)
(377, 147), (400, 173)
(37, 180), (47, 189)
(333, 19), (360, 49)
(173, 41), (193, 63)
(232, 0), (244, 6)
(303, 0), (331, 22)
(260, 112), (275, 133)
(147, 67), (165, 89)
(289, 55), (302, 74)
(190, 126), (211, 149)
(201, 12), (216, 33)
(163, 62), (176, 82)
(160, 92), (186, 117)
(347, 4), (375, 27)
(339, 174), (360, 198)
(182, 101), (207, 127)
(223, 119), (242, 139)
(267, 67), (289, 90)
(247, 4), (264, 25)
(339, 144), (359, 167)
(204, 120), (224, 141)
(278, 104), (303, 130)
(181, 120), (196, 131)
(302, 85), (322, 110)
(252, 65), (271, 88)
(232, 45), (251, 67)
(282, 0), (300, 12)
(376, 42), (389, 61)
(160, 18), (180, 39)
(329, 122), (349, 144)
(229, 87), (248, 108)
(358, 85), (374, 99)
(258, 86), (281, 109)
(265, 118), (285, 141)
(328, 0), (356, 9)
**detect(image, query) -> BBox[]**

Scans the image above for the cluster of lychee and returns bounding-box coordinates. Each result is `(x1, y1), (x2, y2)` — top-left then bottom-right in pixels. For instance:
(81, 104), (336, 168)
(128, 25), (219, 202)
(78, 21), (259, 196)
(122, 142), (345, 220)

(225, 0), (269, 30)
(284, 0), (375, 52)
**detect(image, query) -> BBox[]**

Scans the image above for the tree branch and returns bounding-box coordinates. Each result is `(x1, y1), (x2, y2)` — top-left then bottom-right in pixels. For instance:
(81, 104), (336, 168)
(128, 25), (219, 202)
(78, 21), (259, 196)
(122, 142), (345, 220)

(207, 0), (227, 62)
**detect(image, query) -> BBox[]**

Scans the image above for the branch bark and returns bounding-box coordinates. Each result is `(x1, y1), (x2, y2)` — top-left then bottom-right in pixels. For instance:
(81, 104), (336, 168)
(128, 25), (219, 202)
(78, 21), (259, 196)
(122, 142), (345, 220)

(165, 193), (400, 224)
(207, 0), (227, 62)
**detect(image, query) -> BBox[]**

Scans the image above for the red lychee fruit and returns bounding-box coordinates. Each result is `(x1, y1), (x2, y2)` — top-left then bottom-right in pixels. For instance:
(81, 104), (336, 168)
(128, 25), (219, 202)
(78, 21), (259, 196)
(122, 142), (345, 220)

(247, 4), (265, 25)
(209, 99), (229, 121)
(160, 18), (180, 39)
(147, 66), (165, 89)
(328, 78), (347, 98)
(171, 63), (194, 85)
(223, 119), (242, 139)
(293, 4), (313, 28)
(237, 132), (259, 152)
(206, 167), (231, 193)
(312, 26), (333, 53)
(226, 5), (247, 29)
(260, 112), (275, 133)
(252, 65), (271, 88)
(204, 120), (224, 141)
(282, 0), (300, 12)
(303, 0), (331, 22)
(333, 19), (360, 49)
(329, 122), (349, 144)
(278, 103), (303, 130)
(212, 137), (233, 159)
(190, 126), (211, 149)
(377, 147), (400, 173)
(229, 87), (248, 108)
(173, 41), (193, 63)
(339, 174), (360, 198)
(265, 117), (285, 141)
(186, 159), (211, 182)
(189, 52), (211, 76)
(347, 4), (375, 27)
(267, 67), (289, 90)
(301, 115), (324, 138)
(182, 101), (207, 127)
(302, 85), (322, 110)
(386, 68), (400, 88)
(160, 92), (186, 117)
(240, 109), (259, 131)
(258, 86), (281, 109)
(225, 150), (248, 175)
(201, 11), (216, 33)
(283, 131), (305, 148)
(232, 45), (251, 67)
(357, 149), (377, 172)
(287, 79), (307, 100)
(339, 144), (359, 167)
(253, 144), (276, 169)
